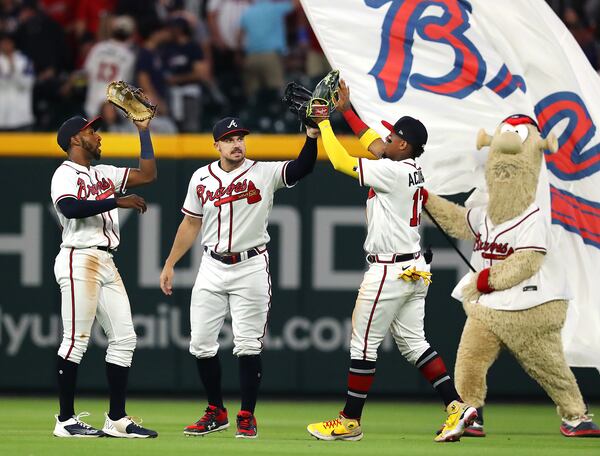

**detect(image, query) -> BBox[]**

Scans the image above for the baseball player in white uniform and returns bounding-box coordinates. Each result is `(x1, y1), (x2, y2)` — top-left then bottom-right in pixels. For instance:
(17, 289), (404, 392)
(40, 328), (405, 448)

(305, 81), (477, 443)
(160, 117), (320, 439)
(50, 114), (157, 438)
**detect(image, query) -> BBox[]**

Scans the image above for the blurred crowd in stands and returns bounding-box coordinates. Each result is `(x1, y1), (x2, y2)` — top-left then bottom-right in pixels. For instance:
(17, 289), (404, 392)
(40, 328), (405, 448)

(0, 0), (598, 133)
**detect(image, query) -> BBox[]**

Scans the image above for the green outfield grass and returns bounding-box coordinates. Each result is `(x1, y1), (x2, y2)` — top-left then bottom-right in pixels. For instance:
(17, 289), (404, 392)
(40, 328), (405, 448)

(0, 397), (598, 456)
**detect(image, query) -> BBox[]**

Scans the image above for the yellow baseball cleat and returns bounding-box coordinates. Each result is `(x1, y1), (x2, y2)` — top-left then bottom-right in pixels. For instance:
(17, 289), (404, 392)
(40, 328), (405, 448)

(307, 413), (363, 441)
(435, 400), (478, 442)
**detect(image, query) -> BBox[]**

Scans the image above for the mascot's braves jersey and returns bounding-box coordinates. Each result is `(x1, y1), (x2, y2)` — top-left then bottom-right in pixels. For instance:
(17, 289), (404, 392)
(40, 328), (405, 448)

(182, 159), (293, 253)
(357, 157), (424, 255)
(51, 161), (130, 249)
(452, 203), (570, 310)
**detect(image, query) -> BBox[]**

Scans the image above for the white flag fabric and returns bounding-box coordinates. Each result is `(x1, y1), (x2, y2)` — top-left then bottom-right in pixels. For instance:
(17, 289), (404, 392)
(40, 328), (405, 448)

(302, 0), (600, 370)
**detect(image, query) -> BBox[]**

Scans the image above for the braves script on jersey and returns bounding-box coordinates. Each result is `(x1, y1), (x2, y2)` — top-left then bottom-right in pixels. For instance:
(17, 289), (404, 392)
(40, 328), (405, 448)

(452, 203), (570, 310)
(182, 159), (293, 253)
(51, 161), (130, 248)
(358, 156), (425, 255)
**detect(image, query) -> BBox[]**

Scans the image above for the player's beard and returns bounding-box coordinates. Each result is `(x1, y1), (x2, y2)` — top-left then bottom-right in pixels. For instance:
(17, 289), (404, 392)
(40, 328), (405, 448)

(81, 137), (101, 160)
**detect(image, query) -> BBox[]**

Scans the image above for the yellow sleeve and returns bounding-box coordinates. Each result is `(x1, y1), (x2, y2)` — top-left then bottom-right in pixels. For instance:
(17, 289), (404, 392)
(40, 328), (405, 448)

(359, 128), (381, 150)
(318, 120), (359, 179)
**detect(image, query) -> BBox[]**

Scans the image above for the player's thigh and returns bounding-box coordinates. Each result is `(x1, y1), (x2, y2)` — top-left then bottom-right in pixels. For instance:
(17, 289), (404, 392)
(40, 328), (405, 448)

(228, 254), (271, 341)
(350, 265), (400, 360)
(54, 249), (102, 358)
(390, 287), (430, 364)
(96, 271), (135, 342)
(190, 260), (230, 350)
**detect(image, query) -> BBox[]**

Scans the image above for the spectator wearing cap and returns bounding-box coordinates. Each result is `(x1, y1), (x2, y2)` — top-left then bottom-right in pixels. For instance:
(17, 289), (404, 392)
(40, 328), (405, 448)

(163, 16), (210, 132)
(238, 0), (295, 100)
(82, 15), (136, 118)
(0, 31), (34, 130)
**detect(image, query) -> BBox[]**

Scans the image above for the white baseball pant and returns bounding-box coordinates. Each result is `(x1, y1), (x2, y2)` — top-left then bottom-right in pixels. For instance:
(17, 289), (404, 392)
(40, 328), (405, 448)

(189, 251), (271, 359)
(54, 248), (137, 367)
(350, 255), (431, 364)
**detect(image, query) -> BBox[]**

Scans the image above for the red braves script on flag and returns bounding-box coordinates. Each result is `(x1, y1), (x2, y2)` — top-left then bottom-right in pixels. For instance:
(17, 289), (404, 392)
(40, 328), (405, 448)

(301, 0), (600, 371)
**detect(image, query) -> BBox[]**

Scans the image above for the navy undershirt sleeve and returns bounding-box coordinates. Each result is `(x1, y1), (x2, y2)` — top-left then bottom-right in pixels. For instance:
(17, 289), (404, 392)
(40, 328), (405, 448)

(57, 198), (118, 219)
(285, 135), (318, 184)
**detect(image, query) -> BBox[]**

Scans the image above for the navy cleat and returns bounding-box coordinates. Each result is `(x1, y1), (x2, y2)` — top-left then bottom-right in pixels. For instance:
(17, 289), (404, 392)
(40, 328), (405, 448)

(53, 412), (105, 438)
(102, 413), (158, 438)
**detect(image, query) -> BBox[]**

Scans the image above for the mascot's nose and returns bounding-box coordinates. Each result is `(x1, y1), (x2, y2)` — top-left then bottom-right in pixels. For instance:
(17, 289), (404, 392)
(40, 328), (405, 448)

(492, 132), (522, 155)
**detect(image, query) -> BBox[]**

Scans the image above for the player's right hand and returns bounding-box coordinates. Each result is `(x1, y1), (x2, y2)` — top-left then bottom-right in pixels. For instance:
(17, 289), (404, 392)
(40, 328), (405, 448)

(116, 194), (147, 213)
(160, 265), (174, 296)
(334, 79), (351, 113)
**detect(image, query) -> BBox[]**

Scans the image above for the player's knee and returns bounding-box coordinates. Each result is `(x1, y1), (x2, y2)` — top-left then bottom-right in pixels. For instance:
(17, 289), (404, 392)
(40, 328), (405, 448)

(189, 340), (219, 359)
(350, 345), (378, 362)
(105, 333), (137, 367)
(58, 335), (91, 364)
(401, 341), (431, 365)
(232, 340), (262, 357)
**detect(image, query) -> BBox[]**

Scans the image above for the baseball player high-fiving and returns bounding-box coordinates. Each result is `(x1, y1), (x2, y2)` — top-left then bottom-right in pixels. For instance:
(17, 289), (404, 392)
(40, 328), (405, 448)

(305, 80), (477, 443)
(50, 115), (157, 438)
(160, 117), (319, 439)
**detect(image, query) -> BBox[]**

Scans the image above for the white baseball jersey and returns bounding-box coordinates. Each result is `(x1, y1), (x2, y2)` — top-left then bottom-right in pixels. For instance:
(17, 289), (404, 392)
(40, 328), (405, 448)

(84, 39), (136, 117)
(50, 161), (130, 249)
(452, 203), (570, 310)
(182, 158), (293, 253)
(357, 157), (424, 254)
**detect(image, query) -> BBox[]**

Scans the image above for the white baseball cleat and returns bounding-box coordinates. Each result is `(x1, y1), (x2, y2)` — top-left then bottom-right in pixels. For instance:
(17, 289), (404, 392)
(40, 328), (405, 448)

(102, 413), (158, 438)
(53, 412), (105, 437)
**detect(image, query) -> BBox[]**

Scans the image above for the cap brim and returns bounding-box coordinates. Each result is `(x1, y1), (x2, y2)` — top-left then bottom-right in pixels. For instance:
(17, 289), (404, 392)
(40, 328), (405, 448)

(81, 116), (102, 132)
(381, 120), (394, 133)
(215, 129), (250, 142)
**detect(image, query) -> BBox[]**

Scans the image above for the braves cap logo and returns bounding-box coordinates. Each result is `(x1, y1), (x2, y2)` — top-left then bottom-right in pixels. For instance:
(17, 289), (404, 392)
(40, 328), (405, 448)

(227, 119), (238, 128)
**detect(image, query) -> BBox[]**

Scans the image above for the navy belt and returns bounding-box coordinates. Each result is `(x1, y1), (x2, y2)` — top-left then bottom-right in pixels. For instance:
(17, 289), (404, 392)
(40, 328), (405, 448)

(92, 245), (117, 253)
(367, 252), (419, 264)
(204, 246), (265, 265)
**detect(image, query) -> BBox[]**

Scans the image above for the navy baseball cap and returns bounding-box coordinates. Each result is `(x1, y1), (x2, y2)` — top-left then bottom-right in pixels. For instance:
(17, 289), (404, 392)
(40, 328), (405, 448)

(213, 117), (250, 142)
(57, 116), (102, 152)
(382, 116), (428, 154)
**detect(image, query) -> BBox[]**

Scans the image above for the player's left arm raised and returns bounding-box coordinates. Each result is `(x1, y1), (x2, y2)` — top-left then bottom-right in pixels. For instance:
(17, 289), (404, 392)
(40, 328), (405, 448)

(124, 119), (158, 188)
(284, 126), (320, 185)
(315, 118), (359, 179)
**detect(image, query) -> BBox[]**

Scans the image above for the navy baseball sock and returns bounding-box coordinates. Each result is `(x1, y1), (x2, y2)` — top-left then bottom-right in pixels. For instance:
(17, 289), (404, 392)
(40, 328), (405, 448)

(416, 347), (461, 406)
(196, 355), (224, 409)
(239, 355), (262, 414)
(57, 356), (79, 421)
(106, 362), (129, 421)
(342, 359), (376, 419)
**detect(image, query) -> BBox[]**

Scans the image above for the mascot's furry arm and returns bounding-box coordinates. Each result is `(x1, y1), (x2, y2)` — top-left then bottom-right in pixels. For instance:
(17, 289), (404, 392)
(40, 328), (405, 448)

(424, 192), (474, 240)
(462, 251), (545, 302)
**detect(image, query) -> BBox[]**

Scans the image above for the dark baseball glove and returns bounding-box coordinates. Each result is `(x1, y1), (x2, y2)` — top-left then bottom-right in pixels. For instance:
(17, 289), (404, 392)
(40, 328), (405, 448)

(283, 81), (317, 127)
(283, 70), (341, 127)
(106, 81), (157, 121)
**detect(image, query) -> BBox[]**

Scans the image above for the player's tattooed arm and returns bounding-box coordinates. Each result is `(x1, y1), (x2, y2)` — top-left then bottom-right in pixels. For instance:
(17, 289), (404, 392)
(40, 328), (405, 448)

(335, 79), (385, 159)
(160, 215), (203, 296)
(126, 123), (158, 188)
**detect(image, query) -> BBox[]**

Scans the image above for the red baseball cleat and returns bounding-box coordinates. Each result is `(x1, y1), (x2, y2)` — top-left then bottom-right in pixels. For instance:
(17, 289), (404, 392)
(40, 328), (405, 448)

(236, 410), (258, 439)
(184, 405), (229, 436)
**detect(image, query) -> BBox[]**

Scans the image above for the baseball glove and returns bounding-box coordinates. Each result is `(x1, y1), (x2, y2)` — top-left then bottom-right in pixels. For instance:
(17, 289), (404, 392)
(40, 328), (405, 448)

(106, 81), (157, 121)
(282, 69), (341, 127)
